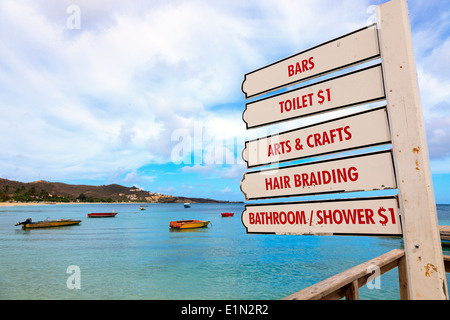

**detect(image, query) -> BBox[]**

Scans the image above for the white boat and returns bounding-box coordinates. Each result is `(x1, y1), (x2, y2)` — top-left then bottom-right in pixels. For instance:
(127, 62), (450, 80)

(184, 203), (191, 208)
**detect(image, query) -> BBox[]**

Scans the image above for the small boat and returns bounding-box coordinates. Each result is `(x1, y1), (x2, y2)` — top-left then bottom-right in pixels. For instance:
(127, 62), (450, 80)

(169, 219), (209, 229)
(184, 203), (191, 208)
(139, 207), (146, 211)
(15, 218), (81, 229)
(221, 212), (234, 217)
(87, 212), (118, 218)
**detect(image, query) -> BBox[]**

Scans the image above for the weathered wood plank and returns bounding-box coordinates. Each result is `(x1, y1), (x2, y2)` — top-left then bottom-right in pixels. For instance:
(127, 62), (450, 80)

(345, 280), (359, 300)
(377, 0), (447, 299)
(398, 254), (410, 300)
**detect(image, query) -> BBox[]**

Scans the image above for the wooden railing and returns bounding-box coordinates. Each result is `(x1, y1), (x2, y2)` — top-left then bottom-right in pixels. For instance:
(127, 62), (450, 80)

(283, 249), (450, 300)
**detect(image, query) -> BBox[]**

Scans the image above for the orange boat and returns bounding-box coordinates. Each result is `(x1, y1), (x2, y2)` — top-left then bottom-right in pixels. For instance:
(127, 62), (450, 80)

(221, 212), (234, 217)
(169, 219), (210, 229)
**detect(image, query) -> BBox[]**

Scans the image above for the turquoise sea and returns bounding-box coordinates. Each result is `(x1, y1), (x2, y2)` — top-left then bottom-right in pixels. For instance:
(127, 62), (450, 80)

(1, 202), (449, 300)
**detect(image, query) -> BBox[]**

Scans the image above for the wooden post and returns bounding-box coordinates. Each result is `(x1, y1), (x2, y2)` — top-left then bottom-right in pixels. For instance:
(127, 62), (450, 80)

(345, 280), (359, 300)
(397, 254), (410, 300)
(376, 0), (448, 299)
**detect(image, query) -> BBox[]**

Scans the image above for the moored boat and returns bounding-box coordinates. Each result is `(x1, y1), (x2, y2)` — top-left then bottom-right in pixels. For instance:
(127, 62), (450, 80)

(184, 203), (191, 208)
(88, 212), (118, 218)
(221, 212), (234, 217)
(169, 219), (209, 229)
(15, 218), (81, 229)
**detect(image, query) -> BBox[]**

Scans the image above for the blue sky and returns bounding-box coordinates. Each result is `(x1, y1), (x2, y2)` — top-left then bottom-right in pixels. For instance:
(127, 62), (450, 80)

(0, 0), (449, 203)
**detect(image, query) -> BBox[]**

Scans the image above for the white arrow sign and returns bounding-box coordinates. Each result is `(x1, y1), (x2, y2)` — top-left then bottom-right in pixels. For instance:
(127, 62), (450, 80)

(241, 196), (402, 235)
(243, 107), (391, 168)
(242, 64), (385, 129)
(241, 150), (396, 200)
(241, 25), (380, 99)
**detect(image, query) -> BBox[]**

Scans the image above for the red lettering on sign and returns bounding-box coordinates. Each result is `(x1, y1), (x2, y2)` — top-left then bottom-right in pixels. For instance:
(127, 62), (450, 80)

(316, 208), (377, 225)
(268, 140), (292, 157)
(287, 57), (315, 77)
(292, 167), (359, 188)
(279, 93), (313, 113)
(365, 208), (375, 224)
(306, 126), (352, 148)
(248, 211), (306, 225)
(265, 176), (291, 190)
(389, 208), (396, 224)
(308, 57), (314, 70)
(342, 209), (357, 224)
(273, 211), (279, 224)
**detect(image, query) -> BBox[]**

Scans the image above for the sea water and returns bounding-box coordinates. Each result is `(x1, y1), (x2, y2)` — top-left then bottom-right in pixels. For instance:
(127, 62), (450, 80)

(0, 203), (449, 300)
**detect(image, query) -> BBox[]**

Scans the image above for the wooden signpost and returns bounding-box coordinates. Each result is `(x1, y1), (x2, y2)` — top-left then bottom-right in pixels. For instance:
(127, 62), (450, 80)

(376, 0), (447, 300)
(240, 0), (447, 299)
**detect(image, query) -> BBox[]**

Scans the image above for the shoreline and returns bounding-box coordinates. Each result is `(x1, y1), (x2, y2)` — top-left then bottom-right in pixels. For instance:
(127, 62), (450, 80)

(0, 202), (123, 207)
(0, 201), (243, 207)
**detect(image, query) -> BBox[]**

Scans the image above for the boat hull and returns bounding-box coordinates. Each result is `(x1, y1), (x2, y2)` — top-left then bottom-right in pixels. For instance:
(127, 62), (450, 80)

(88, 212), (118, 218)
(221, 212), (234, 217)
(169, 220), (209, 229)
(21, 219), (81, 229)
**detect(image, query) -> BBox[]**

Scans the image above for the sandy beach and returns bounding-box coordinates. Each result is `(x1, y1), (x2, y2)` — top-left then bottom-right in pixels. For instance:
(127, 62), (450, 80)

(0, 202), (128, 207)
(0, 202), (57, 207)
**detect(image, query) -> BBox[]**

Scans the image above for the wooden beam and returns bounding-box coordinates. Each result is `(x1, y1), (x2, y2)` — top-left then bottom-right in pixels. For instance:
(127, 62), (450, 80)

(345, 280), (359, 300)
(398, 253), (410, 300)
(376, 0), (448, 299)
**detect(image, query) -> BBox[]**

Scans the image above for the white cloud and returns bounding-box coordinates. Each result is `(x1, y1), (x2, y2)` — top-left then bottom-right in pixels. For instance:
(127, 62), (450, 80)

(181, 164), (217, 175)
(220, 186), (233, 194)
(220, 164), (246, 180)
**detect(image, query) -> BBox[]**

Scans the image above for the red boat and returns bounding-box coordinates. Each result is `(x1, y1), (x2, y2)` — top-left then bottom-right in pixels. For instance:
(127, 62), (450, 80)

(221, 212), (234, 217)
(87, 212), (118, 218)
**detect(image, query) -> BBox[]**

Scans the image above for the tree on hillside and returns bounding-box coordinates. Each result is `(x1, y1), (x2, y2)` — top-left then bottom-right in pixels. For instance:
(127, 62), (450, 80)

(0, 185), (10, 201)
(77, 193), (87, 201)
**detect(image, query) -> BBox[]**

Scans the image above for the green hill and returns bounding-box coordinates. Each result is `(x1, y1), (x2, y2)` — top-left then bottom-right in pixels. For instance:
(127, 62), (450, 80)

(0, 178), (235, 203)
